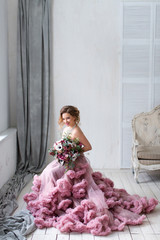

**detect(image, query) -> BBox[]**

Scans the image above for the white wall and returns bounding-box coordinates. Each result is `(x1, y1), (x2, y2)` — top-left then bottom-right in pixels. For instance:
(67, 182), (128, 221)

(0, 0), (9, 133)
(0, 1), (17, 187)
(0, 0), (18, 129)
(6, 0), (122, 169)
(50, 0), (121, 168)
(7, 0), (18, 127)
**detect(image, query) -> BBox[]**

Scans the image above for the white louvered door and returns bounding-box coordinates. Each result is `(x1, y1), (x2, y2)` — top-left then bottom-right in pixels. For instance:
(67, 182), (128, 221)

(121, 1), (160, 168)
(154, 4), (160, 106)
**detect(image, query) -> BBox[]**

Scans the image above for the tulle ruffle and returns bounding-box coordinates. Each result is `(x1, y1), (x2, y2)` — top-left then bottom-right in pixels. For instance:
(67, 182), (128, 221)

(24, 155), (158, 236)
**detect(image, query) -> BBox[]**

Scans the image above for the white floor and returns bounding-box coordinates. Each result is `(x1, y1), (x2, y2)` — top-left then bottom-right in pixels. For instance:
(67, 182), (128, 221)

(14, 169), (160, 240)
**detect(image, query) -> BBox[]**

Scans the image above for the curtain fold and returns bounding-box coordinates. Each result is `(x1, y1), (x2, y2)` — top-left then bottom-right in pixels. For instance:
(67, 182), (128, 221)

(17, 0), (51, 173)
(0, 0), (51, 223)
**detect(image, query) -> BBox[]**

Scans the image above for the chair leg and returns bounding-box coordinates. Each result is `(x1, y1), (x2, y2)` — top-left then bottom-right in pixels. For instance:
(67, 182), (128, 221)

(134, 168), (139, 183)
(131, 157), (134, 174)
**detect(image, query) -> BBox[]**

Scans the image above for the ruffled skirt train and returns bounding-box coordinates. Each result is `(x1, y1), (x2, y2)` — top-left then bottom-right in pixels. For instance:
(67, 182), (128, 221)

(24, 155), (158, 236)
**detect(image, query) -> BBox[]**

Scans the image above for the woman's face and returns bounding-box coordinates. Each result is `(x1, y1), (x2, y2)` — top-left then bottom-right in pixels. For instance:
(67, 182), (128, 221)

(62, 113), (76, 127)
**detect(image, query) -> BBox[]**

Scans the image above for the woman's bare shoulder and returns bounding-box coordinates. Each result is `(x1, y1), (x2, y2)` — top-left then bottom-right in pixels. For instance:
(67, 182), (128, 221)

(72, 125), (92, 151)
(72, 125), (85, 138)
(73, 125), (82, 133)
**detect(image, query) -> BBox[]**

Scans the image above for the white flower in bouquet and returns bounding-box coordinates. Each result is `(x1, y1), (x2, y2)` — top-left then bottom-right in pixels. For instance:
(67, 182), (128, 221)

(54, 142), (63, 152)
(72, 153), (79, 161)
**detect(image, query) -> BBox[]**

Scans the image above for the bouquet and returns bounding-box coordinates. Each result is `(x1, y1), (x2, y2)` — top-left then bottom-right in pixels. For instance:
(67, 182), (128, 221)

(48, 136), (84, 171)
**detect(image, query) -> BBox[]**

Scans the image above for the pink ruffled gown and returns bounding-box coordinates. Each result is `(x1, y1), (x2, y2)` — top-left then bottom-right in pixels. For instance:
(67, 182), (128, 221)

(24, 131), (158, 236)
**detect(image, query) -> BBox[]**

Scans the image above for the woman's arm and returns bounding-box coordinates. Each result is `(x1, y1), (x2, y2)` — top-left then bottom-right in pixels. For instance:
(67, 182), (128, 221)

(72, 126), (92, 152)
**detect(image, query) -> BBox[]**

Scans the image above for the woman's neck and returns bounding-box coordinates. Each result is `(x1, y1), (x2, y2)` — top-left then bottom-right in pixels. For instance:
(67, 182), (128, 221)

(68, 124), (77, 130)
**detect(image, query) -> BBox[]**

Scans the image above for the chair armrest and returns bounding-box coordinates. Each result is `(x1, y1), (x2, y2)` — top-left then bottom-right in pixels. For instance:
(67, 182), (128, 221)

(133, 139), (139, 146)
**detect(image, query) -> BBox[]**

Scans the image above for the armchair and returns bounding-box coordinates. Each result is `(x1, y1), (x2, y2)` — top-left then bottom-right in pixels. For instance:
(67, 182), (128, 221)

(131, 105), (160, 183)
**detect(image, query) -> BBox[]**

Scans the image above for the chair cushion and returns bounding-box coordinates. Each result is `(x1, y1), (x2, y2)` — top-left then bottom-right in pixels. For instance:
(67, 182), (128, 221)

(139, 159), (160, 165)
(137, 145), (160, 160)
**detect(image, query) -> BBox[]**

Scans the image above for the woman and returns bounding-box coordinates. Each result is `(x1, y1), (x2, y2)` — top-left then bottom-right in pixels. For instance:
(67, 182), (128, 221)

(24, 105), (158, 236)
(60, 105), (92, 152)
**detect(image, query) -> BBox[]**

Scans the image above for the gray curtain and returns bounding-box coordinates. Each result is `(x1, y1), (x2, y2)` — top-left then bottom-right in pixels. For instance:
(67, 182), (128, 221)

(17, 0), (51, 173)
(0, 0), (51, 231)
(0, 210), (36, 240)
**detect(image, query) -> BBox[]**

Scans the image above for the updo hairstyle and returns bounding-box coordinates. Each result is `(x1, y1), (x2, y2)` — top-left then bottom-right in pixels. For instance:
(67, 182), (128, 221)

(58, 105), (80, 127)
